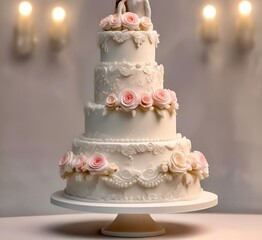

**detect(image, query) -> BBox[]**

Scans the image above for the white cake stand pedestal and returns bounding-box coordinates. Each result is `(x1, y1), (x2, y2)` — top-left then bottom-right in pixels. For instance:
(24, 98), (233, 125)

(51, 191), (218, 238)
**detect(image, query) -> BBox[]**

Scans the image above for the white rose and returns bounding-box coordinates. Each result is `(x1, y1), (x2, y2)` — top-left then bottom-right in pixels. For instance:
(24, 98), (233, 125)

(175, 138), (191, 156)
(106, 93), (118, 108)
(108, 14), (122, 30)
(168, 152), (191, 174)
(140, 17), (153, 31)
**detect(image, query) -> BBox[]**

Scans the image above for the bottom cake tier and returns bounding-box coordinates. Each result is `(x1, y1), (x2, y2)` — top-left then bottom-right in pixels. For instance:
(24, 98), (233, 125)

(59, 134), (209, 202)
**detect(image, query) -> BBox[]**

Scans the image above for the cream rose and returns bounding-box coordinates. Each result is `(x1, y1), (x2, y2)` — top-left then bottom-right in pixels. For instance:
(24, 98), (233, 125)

(85, 154), (109, 173)
(71, 153), (88, 173)
(106, 93), (118, 108)
(153, 89), (172, 109)
(108, 14), (122, 30)
(119, 89), (139, 111)
(140, 93), (153, 109)
(175, 138), (191, 156)
(121, 12), (140, 30)
(168, 152), (191, 174)
(59, 151), (75, 175)
(100, 16), (110, 31)
(140, 16), (153, 31)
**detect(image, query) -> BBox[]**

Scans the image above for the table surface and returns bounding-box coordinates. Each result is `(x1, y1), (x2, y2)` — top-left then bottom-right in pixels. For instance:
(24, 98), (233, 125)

(0, 213), (262, 239)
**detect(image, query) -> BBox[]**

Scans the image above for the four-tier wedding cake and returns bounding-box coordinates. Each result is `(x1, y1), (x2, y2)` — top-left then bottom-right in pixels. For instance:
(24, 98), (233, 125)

(58, 1), (209, 202)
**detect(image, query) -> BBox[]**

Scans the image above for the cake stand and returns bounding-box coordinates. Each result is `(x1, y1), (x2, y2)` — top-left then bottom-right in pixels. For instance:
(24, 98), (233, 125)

(51, 191), (218, 238)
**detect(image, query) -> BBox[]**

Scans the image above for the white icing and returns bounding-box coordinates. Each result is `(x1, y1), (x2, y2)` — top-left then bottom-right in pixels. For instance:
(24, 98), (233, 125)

(98, 31), (159, 63)
(94, 62), (164, 104)
(84, 102), (177, 141)
(64, 136), (204, 202)
(73, 136), (186, 159)
(60, 4), (209, 203)
(65, 174), (202, 202)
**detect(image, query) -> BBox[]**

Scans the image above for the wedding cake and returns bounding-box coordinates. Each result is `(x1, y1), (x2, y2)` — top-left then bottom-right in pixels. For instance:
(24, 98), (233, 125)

(59, 1), (209, 202)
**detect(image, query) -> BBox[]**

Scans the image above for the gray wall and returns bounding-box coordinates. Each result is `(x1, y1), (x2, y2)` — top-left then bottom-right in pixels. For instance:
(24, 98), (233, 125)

(0, 0), (261, 217)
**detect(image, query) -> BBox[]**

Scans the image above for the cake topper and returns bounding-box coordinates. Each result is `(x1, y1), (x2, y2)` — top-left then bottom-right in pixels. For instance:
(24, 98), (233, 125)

(116, 0), (151, 19)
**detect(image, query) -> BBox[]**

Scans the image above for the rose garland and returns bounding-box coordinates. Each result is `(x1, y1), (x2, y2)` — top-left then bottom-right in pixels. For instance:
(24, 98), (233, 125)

(59, 150), (209, 184)
(59, 152), (118, 179)
(100, 13), (153, 31)
(161, 151), (209, 182)
(105, 89), (179, 117)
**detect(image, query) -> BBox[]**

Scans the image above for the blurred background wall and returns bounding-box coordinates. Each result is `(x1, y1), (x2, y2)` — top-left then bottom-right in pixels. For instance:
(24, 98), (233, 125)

(0, 0), (261, 217)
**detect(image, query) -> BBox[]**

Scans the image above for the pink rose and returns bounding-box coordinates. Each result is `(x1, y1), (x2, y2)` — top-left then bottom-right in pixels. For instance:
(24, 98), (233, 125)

(188, 151), (209, 179)
(108, 14), (122, 30)
(168, 90), (179, 109)
(140, 93), (153, 109)
(100, 16), (110, 31)
(71, 153), (88, 173)
(86, 154), (108, 173)
(168, 152), (191, 174)
(106, 93), (118, 108)
(119, 89), (139, 111)
(59, 151), (75, 175)
(121, 12), (140, 30)
(140, 16), (153, 31)
(153, 89), (172, 109)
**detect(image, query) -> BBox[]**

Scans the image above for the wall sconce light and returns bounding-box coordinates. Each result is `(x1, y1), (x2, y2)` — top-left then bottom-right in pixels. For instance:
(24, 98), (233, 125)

(15, 1), (37, 57)
(49, 6), (67, 51)
(200, 5), (219, 43)
(236, 1), (254, 49)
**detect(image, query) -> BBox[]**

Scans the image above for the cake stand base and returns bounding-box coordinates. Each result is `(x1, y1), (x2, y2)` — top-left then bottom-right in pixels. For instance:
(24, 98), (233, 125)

(101, 214), (165, 237)
(51, 191), (218, 238)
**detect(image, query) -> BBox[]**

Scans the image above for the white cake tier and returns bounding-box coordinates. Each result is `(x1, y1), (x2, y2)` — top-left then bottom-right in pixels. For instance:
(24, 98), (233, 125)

(98, 31), (159, 63)
(64, 135), (203, 202)
(84, 102), (177, 141)
(94, 62), (164, 104)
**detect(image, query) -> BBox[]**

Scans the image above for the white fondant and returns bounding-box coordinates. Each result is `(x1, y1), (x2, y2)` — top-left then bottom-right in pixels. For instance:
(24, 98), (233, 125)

(94, 62), (164, 104)
(59, 4), (210, 203)
(73, 134), (191, 157)
(64, 136), (202, 202)
(84, 102), (177, 140)
(98, 31), (159, 63)
(66, 175), (202, 202)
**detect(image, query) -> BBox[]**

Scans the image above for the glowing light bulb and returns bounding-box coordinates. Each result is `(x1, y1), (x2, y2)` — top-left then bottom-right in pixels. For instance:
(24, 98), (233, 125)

(50, 6), (67, 51)
(203, 5), (217, 20)
(201, 5), (218, 43)
(52, 7), (66, 23)
(236, 1), (254, 49)
(19, 1), (32, 16)
(239, 1), (252, 16)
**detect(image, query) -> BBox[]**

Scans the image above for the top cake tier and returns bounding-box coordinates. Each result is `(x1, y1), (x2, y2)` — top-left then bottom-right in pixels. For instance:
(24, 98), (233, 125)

(98, 4), (157, 63)
(98, 30), (159, 63)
